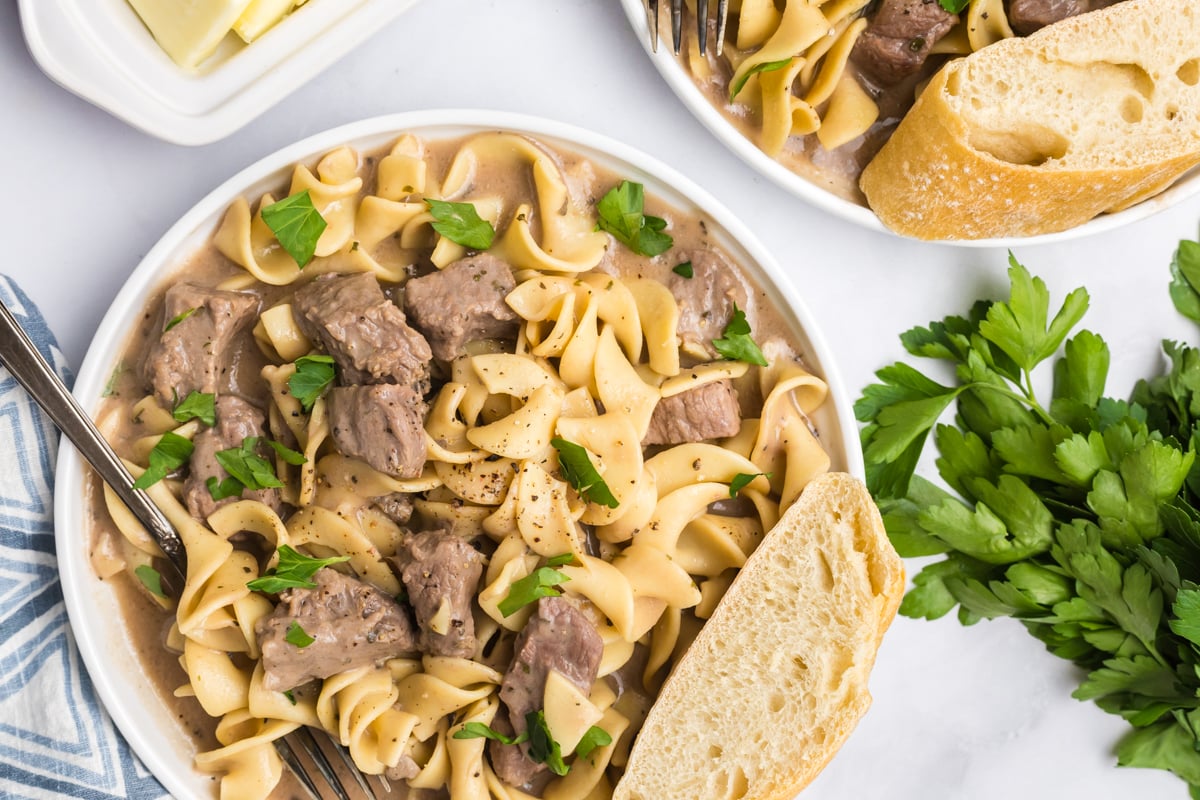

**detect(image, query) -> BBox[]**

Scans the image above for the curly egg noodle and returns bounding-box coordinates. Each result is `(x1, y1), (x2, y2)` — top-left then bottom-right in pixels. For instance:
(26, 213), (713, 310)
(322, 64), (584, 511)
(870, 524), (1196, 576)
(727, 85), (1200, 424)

(91, 132), (832, 799)
(685, 0), (1019, 159)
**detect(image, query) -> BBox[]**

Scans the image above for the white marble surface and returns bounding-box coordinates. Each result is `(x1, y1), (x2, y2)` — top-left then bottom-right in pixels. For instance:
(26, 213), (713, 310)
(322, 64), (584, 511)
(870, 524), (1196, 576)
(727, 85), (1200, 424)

(4, 0), (1198, 797)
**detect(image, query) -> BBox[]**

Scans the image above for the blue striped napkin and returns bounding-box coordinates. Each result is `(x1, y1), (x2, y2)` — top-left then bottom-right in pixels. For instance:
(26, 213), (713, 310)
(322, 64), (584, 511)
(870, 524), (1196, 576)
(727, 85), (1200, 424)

(0, 277), (168, 799)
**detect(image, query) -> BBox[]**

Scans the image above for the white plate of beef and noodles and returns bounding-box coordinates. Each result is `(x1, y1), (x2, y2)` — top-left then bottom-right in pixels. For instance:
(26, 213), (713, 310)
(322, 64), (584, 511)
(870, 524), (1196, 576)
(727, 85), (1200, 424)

(54, 110), (861, 800)
(619, 0), (1200, 246)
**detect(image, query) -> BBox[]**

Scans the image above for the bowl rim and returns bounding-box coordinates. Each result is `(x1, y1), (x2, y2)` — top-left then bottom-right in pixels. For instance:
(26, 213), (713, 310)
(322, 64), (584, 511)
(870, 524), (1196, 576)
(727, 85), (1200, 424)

(615, 0), (1200, 248)
(53, 108), (863, 800)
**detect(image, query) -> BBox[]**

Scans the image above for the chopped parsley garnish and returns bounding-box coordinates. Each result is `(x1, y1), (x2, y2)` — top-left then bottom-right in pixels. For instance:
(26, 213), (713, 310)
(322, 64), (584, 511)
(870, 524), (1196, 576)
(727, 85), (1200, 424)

(544, 552), (578, 568)
(284, 620), (315, 648)
(937, 0), (970, 12)
(672, 261), (694, 279)
(526, 710), (568, 776)
(425, 198), (495, 250)
(206, 436), (284, 501)
(131, 432), (194, 490)
(134, 564), (167, 598)
(729, 471), (772, 498)
(283, 690), (297, 705)
(551, 438), (619, 508)
(163, 307), (198, 332)
(729, 58), (793, 101)
(102, 363), (124, 398)
(246, 545), (350, 593)
(452, 722), (529, 745)
(575, 725), (613, 760)
(172, 391), (216, 426)
(288, 354), (336, 412)
(713, 305), (768, 366)
(498, 565), (571, 617)
(261, 190), (327, 269)
(267, 440), (307, 465)
(595, 181), (673, 257)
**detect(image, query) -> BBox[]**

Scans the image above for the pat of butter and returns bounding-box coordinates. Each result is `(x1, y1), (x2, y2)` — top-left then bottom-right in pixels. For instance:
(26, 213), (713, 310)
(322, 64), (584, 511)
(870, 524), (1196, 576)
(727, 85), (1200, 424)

(128, 0), (253, 70)
(233, 0), (298, 43)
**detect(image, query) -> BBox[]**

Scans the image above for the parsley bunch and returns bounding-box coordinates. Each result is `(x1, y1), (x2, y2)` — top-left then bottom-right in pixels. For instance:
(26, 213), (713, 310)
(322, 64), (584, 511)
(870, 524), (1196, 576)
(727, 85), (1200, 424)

(858, 243), (1200, 795)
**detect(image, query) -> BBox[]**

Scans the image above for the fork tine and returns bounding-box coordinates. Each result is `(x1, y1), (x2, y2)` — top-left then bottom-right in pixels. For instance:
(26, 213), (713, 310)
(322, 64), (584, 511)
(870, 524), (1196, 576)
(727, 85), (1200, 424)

(277, 736), (322, 800)
(670, 0), (683, 54)
(715, 0), (729, 55)
(696, 0), (709, 55)
(646, 0), (660, 52)
(328, 739), (378, 800)
(295, 728), (354, 800)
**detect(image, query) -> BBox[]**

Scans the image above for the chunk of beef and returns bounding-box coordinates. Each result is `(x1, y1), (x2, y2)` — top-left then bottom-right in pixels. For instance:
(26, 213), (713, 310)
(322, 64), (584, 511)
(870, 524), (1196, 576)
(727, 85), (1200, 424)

(374, 492), (414, 525)
(852, 0), (958, 86)
(292, 273), (432, 392)
(643, 379), (741, 446)
(388, 528), (484, 658)
(328, 384), (427, 478)
(668, 249), (748, 358)
(403, 254), (519, 361)
(1008, 0), (1085, 34)
(492, 597), (603, 787)
(183, 396), (282, 520)
(143, 283), (258, 408)
(256, 567), (418, 692)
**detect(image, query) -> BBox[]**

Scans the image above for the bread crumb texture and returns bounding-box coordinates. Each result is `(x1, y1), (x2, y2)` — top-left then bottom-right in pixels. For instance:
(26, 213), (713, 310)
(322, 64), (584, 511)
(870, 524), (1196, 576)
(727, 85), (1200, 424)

(612, 473), (904, 800)
(860, 0), (1200, 239)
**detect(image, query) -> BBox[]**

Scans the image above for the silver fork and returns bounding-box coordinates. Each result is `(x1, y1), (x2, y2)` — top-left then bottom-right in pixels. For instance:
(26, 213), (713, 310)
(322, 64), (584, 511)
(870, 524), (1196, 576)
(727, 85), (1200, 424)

(0, 298), (381, 800)
(645, 0), (729, 56)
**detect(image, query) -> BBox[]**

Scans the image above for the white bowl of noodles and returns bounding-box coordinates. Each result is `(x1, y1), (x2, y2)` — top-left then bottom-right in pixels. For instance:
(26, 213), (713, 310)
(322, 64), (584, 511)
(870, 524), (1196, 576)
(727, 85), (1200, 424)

(617, 0), (1200, 247)
(55, 109), (862, 800)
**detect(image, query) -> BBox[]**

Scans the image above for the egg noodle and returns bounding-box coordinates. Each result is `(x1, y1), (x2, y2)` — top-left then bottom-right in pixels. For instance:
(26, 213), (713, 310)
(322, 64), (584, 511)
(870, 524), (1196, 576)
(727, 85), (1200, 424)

(688, 0), (1019, 155)
(92, 132), (831, 799)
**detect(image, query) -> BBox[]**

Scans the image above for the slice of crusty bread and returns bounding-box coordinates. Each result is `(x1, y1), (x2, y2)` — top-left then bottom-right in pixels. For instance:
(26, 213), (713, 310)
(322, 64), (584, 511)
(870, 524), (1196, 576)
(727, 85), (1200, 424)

(612, 473), (904, 800)
(860, 0), (1200, 240)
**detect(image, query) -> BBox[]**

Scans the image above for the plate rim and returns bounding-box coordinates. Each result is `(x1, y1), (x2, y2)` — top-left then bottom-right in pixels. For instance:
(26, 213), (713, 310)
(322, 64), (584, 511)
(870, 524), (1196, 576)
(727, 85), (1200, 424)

(53, 108), (863, 799)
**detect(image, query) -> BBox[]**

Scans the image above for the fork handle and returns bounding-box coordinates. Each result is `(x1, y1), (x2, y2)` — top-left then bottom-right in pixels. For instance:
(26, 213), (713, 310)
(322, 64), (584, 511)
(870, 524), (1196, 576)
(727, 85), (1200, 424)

(0, 298), (187, 573)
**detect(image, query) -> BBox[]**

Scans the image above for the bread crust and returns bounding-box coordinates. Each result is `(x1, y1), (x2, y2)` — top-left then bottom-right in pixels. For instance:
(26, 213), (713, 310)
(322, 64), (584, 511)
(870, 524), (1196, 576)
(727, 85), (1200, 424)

(860, 0), (1200, 240)
(612, 473), (904, 800)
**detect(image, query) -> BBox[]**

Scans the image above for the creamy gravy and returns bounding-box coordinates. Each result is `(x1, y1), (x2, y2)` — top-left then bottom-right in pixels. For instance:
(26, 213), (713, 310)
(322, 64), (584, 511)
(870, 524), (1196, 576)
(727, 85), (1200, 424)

(86, 132), (826, 799)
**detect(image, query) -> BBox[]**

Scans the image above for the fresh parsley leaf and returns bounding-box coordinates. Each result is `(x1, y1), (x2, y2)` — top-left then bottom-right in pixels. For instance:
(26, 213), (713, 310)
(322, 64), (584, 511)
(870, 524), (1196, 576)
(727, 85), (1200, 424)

(574, 726), (612, 760)
(425, 198), (495, 250)
(134, 564), (167, 598)
(977, 255), (1089, 375)
(285, 620), (315, 648)
(172, 391), (216, 426)
(712, 304), (768, 366)
(246, 545), (350, 593)
(214, 437), (285, 492)
(452, 722), (529, 745)
(131, 432), (194, 490)
(283, 689), (297, 705)
(498, 566), (571, 617)
(288, 354), (336, 413)
(551, 438), (619, 508)
(729, 58), (792, 100)
(544, 553), (578, 568)
(267, 440), (307, 465)
(1169, 240), (1200, 323)
(595, 181), (672, 257)
(729, 471), (771, 497)
(526, 710), (568, 776)
(206, 476), (245, 501)
(938, 0), (971, 11)
(672, 261), (693, 279)
(261, 190), (327, 269)
(164, 307), (198, 332)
